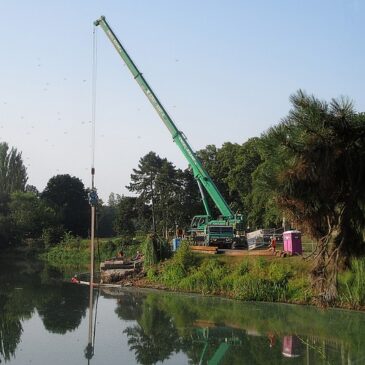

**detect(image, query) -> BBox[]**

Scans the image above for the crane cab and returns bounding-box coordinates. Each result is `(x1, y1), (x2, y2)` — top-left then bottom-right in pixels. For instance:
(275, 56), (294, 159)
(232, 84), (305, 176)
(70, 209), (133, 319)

(189, 215), (236, 248)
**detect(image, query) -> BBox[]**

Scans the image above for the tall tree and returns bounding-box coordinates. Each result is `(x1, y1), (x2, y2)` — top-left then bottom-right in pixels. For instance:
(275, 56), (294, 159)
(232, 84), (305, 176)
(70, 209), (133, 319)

(41, 174), (90, 237)
(0, 141), (29, 247)
(9, 192), (56, 241)
(176, 168), (201, 228)
(127, 152), (163, 233)
(127, 152), (202, 236)
(197, 144), (230, 216)
(257, 90), (365, 303)
(0, 142), (27, 194)
(154, 159), (182, 238)
(114, 196), (138, 236)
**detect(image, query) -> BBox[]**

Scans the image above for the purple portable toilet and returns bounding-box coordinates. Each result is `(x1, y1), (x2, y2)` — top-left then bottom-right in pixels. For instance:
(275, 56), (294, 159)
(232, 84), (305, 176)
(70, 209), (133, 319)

(283, 230), (302, 255)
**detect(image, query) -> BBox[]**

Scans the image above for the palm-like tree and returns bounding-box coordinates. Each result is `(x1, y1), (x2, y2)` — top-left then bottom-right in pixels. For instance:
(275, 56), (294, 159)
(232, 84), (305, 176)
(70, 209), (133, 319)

(259, 90), (365, 303)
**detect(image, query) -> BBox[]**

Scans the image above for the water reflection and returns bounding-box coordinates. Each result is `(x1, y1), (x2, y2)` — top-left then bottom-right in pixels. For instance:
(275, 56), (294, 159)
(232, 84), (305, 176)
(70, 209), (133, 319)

(113, 289), (365, 364)
(1, 258), (365, 364)
(0, 258), (89, 363)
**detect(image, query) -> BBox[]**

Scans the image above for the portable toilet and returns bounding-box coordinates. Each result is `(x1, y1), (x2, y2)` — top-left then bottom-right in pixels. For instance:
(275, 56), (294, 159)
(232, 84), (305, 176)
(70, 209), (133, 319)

(283, 230), (302, 255)
(172, 238), (181, 252)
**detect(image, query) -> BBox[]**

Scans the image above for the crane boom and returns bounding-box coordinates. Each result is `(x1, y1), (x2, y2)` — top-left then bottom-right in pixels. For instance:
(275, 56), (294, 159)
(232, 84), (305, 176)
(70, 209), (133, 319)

(94, 16), (234, 219)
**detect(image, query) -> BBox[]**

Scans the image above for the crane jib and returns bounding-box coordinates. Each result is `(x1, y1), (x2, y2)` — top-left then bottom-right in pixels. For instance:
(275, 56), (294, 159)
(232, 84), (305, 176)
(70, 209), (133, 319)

(95, 16), (236, 220)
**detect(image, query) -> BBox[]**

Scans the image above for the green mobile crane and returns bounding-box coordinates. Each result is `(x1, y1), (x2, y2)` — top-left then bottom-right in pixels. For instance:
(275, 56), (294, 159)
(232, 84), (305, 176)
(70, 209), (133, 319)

(95, 16), (245, 247)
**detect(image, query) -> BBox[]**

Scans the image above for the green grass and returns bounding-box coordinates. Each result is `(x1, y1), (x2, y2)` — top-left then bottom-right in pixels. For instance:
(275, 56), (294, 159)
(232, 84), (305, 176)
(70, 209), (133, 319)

(40, 234), (144, 268)
(338, 257), (365, 308)
(147, 242), (313, 304)
(149, 244), (364, 308)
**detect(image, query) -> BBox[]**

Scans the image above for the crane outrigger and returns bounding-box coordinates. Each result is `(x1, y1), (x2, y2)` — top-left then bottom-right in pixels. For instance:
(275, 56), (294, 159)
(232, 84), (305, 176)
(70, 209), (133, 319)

(94, 16), (245, 247)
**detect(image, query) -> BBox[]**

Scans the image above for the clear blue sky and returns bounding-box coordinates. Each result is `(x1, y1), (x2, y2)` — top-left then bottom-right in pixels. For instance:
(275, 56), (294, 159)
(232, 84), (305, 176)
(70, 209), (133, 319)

(0, 1), (364, 201)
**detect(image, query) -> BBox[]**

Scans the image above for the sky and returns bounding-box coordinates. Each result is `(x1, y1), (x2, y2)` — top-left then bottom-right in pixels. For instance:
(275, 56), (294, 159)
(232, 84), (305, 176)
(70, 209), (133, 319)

(0, 0), (364, 201)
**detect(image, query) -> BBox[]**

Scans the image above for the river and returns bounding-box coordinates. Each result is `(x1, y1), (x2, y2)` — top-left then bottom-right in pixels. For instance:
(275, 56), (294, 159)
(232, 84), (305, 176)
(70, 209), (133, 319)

(1, 257), (365, 364)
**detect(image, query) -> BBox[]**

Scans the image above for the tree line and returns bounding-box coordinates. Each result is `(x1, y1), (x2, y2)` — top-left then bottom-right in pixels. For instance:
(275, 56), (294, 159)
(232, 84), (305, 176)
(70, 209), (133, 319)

(0, 143), (90, 249)
(1, 90), (364, 300)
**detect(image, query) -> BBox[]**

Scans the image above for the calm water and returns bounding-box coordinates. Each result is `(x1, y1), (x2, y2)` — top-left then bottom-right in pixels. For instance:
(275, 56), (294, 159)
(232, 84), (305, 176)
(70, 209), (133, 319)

(1, 258), (365, 365)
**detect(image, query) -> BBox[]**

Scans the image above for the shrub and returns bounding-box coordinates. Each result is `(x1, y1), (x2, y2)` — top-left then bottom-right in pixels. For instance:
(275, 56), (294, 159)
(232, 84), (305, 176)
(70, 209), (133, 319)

(161, 262), (186, 288)
(61, 232), (82, 248)
(173, 241), (196, 272)
(287, 276), (312, 303)
(179, 259), (228, 294)
(339, 258), (365, 308)
(235, 260), (250, 276)
(146, 267), (158, 281)
(233, 274), (283, 302)
(142, 234), (158, 267)
(42, 226), (65, 248)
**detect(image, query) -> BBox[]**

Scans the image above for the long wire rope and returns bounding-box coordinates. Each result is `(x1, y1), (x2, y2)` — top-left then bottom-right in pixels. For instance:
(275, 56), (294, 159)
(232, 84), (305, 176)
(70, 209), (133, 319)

(86, 25), (99, 361)
(91, 26), (98, 186)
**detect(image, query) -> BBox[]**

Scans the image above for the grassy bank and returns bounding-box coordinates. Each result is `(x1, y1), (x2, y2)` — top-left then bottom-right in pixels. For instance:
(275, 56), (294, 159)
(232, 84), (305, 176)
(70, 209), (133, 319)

(146, 243), (312, 304)
(145, 242), (365, 309)
(39, 236), (365, 309)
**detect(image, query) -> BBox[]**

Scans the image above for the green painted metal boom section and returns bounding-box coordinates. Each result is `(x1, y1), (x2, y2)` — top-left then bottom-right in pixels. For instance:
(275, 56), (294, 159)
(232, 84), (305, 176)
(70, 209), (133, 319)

(95, 16), (234, 219)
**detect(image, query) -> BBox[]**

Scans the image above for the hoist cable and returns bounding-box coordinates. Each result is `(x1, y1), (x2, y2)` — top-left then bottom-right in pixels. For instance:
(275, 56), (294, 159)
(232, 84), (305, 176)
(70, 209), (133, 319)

(91, 25), (98, 187)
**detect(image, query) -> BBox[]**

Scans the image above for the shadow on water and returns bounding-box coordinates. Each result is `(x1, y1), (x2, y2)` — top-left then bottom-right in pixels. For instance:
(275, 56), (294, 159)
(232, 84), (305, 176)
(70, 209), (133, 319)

(1, 257), (365, 364)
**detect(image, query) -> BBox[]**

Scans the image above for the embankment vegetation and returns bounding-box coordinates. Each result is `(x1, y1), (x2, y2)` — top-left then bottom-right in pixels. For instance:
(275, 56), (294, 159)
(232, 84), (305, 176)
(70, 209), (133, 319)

(146, 242), (365, 309)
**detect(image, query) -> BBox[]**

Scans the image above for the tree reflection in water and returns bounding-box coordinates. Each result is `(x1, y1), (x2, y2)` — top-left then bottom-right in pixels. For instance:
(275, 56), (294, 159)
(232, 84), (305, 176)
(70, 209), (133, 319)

(0, 259), (89, 363)
(116, 290), (365, 365)
(122, 297), (181, 364)
(0, 292), (23, 362)
(37, 284), (89, 334)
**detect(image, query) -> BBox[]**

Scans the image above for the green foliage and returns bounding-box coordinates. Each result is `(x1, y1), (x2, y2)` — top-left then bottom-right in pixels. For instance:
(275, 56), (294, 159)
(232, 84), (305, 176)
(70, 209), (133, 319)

(146, 267), (158, 281)
(338, 257), (365, 308)
(180, 259), (228, 294)
(159, 241), (196, 288)
(41, 226), (65, 248)
(41, 174), (89, 237)
(171, 241), (195, 271)
(151, 254), (313, 304)
(197, 139), (264, 227)
(0, 142), (27, 195)
(160, 263), (186, 288)
(235, 260), (250, 275)
(142, 234), (158, 267)
(97, 204), (116, 237)
(41, 235), (115, 266)
(9, 192), (57, 241)
(287, 276), (312, 303)
(113, 195), (137, 235)
(0, 142), (28, 248)
(141, 234), (171, 267)
(127, 151), (201, 237)
(247, 91), (365, 302)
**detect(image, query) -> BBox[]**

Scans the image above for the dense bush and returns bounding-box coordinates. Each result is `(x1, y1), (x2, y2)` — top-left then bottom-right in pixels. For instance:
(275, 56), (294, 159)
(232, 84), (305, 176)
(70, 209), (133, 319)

(338, 258), (365, 308)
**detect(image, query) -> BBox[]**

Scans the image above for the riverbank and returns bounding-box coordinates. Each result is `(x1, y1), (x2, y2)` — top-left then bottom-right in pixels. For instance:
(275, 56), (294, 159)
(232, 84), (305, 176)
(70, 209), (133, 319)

(38, 238), (365, 310)
(120, 243), (365, 311)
